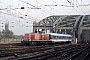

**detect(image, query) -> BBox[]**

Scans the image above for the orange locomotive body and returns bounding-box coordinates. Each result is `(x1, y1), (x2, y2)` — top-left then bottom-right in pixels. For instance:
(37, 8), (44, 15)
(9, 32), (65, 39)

(34, 33), (42, 40)
(22, 32), (51, 45)
(24, 33), (31, 40)
(23, 33), (50, 40)
(42, 34), (50, 40)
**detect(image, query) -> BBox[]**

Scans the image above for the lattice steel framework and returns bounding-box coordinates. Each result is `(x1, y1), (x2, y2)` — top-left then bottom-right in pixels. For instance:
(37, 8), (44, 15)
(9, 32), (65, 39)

(33, 15), (90, 44)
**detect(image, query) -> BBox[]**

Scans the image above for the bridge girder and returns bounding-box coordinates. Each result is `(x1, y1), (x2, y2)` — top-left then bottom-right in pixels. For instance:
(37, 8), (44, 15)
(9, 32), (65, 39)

(33, 15), (90, 44)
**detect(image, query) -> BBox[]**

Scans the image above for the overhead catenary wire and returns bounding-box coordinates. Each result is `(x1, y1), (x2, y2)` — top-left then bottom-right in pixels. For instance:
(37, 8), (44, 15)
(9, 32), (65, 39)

(51, 0), (72, 15)
(19, 0), (54, 15)
(74, 0), (86, 14)
(67, 0), (90, 15)
(0, 10), (33, 27)
(0, 1), (24, 18)
(81, 0), (90, 14)
(33, 0), (67, 15)
(0, 1), (39, 27)
(42, 0), (87, 15)
(67, 0), (81, 15)
(0, 0), (40, 20)
(18, 0), (41, 9)
(33, 0), (57, 15)
(19, 0), (70, 15)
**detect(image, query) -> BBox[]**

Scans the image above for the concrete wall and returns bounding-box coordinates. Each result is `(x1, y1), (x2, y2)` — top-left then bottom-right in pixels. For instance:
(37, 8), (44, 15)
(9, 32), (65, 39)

(0, 39), (23, 44)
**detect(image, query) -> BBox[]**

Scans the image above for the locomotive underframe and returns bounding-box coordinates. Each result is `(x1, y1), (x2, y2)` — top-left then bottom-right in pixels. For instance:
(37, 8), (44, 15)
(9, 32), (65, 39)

(21, 40), (53, 45)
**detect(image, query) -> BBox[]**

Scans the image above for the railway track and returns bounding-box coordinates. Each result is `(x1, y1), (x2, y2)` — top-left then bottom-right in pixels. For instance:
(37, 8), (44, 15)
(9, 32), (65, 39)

(0, 44), (90, 60)
(13, 44), (90, 60)
(0, 44), (70, 59)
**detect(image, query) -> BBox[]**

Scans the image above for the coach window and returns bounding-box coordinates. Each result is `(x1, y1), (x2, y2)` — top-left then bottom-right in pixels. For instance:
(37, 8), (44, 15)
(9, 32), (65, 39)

(69, 37), (71, 40)
(51, 35), (55, 39)
(57, 36), (59, 39)
(59, 36), (61, 39)
(55, 36), (57, 39)
(62, 36), (64, 39)
(50, 35), (53, 39)
(63, 36), (66, 39)
(54, 36), (56, 39)
(66, 36), (68, 39)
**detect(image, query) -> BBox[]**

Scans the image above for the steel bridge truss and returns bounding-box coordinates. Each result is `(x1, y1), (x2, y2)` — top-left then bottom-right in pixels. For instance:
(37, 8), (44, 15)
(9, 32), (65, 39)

(33, 15), (90, 44)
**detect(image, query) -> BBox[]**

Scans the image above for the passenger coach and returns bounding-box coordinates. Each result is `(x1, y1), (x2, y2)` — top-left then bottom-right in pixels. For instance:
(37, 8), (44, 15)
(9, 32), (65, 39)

(47, 33), (72, 43)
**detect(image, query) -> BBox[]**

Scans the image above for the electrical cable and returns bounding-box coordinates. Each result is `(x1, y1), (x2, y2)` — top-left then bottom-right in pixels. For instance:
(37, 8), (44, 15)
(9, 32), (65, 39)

(0, 11), (32, 27)
(0, 1), (38, 27)
(33, 0), (65, 15)
(81, 0), (90, 14)
(19, 0), (56, 15)
(0, 0), (39, 21)
(53, 0), (71, 15)
(67, 0), (81, 15)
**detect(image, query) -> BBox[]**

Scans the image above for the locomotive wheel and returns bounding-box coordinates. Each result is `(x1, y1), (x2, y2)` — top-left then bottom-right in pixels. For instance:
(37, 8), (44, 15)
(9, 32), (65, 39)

(31, 42), (36, 46)
(45, 42), (51, 45)
(45, 42), (48, 45)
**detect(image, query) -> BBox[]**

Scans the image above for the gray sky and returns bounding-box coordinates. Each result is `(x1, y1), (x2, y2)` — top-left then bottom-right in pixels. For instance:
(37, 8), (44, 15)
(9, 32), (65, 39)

(0, 0), (90, 35)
